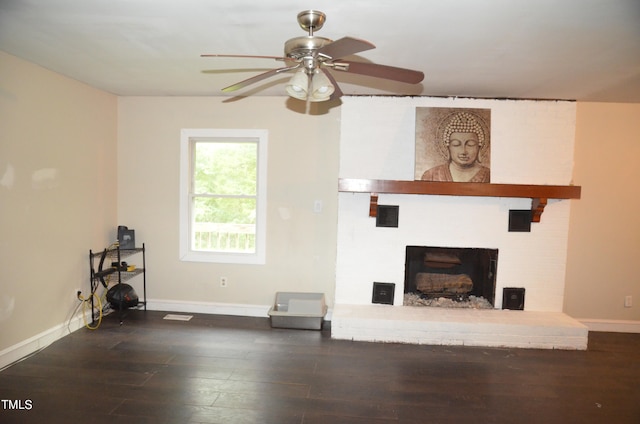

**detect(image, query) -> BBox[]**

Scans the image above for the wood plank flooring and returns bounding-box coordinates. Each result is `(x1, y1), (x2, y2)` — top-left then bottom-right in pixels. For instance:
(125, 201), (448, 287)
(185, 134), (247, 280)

(1, 310), (639, 423)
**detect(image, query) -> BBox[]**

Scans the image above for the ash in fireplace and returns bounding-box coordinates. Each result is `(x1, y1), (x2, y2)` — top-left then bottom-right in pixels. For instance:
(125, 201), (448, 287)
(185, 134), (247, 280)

(403, 293), (493, 309)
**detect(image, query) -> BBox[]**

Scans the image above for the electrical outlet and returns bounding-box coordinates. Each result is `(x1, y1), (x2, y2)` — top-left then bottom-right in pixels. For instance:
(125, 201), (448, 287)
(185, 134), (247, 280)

(220, 277), (228, 288)
(624, 295), (632, 308)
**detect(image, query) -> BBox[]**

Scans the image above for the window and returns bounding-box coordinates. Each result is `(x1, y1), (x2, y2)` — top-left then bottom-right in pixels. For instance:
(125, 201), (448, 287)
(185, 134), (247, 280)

(180, 129), (267, 264)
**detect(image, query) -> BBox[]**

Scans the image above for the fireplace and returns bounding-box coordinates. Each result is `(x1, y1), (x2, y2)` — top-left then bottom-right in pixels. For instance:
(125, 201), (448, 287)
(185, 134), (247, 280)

(404, 246), (498, 307)
(331, 98), (586, 349)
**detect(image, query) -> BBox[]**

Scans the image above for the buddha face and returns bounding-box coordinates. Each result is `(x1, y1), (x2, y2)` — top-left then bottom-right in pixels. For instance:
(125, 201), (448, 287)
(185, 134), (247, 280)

(447, 132), (480, 168)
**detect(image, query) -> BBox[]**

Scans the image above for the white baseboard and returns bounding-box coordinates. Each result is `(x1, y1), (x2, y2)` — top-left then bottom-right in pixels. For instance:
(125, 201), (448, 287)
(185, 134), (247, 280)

(147, 299), (271, 318)
(0, 312), (88, 371)
(146, 299), (334, 321)
(578, 318), (640, 333)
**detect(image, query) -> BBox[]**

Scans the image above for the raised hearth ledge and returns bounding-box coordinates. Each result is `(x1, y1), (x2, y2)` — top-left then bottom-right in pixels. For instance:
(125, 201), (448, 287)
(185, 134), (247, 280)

(338, 178), (581, 222)
(330, 304), (588, 350)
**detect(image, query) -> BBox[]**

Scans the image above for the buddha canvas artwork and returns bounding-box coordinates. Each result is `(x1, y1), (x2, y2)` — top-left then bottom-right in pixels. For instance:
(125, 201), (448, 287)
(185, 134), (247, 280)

(415, 107), (491, 183)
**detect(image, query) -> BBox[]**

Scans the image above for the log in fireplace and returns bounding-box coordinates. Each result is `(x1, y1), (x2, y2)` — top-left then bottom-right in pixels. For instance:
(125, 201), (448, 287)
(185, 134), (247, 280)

(404, 246), (498, 306)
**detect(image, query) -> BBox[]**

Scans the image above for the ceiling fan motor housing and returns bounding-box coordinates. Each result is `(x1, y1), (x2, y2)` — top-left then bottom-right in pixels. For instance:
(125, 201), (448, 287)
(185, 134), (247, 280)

(284, 36), (333, 59)
(284, 36), (333, 74)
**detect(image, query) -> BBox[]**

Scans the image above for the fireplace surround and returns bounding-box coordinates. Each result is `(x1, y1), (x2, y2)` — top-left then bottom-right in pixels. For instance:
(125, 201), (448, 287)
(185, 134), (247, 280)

(332, 97), (587, 349)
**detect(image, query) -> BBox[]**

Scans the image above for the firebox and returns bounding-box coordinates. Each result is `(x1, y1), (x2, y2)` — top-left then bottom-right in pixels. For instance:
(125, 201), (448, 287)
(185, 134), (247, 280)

(404, 246), (498, 306)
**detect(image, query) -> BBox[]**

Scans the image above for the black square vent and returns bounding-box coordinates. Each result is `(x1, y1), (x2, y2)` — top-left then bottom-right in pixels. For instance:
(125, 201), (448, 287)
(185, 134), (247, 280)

(376, 205), (399, 228)
(509, 210), (532, 232)
(502, 287), (525, 310)
(372, 282), (395, 305)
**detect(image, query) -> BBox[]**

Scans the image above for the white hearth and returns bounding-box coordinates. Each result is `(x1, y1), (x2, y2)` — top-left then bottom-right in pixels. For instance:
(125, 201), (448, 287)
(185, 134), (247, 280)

(331, 304), (588, 350)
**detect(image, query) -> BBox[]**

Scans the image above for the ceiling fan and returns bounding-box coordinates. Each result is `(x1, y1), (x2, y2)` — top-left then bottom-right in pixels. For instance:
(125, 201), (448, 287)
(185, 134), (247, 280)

(201, 10), (424, 102)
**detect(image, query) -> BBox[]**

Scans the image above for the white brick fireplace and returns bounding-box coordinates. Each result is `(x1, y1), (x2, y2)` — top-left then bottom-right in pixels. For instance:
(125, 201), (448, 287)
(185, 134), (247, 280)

(332, 96), (588, 349)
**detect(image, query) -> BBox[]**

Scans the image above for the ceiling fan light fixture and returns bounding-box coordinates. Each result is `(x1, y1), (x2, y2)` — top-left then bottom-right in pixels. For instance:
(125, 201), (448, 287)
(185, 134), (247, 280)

(309, 69), (335, 102)
(285, 69), (309, 100)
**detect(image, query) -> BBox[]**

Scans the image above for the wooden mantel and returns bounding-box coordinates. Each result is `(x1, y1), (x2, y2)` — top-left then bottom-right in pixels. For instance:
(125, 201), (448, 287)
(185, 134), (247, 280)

(338, 178), (581, 223)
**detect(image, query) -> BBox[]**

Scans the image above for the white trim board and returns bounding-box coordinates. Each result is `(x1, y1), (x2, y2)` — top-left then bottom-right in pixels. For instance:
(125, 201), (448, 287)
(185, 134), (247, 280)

(0, 312), (88, 371)
(147, 299), (270, 317)
(578, 319), (640, 334)
(147, 299), (334, 321)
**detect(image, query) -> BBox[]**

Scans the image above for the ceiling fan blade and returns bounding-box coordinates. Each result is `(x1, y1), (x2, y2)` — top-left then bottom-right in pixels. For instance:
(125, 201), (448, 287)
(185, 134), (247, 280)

(222, 65), (300, 92)
(201, 53), (290, 61)
(317, 36), (375, 60)
(335, 60), (424, 84)
(320, 68), (343, 100)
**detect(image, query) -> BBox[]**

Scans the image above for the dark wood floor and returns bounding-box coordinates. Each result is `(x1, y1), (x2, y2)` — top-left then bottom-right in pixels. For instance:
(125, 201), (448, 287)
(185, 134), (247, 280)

(1, 310), (639, 424)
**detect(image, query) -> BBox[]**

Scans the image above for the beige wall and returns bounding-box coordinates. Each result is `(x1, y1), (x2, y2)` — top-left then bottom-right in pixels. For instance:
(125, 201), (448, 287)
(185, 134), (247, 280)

(117, 97), (340, 311)
(564, 102), (640, 321)
(0, 52), (117, 354)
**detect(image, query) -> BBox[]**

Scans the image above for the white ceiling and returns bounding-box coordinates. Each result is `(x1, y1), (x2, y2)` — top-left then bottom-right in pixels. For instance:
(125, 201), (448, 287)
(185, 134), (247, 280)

(1, 0), (639, 103)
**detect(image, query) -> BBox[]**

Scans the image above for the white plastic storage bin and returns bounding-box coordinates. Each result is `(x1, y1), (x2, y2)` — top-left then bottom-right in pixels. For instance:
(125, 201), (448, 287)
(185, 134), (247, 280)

(268, 292), (327, 330)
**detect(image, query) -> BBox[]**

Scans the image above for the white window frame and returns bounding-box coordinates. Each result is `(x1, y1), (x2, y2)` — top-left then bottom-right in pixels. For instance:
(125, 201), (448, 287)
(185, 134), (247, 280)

(179, 128), (268, 264)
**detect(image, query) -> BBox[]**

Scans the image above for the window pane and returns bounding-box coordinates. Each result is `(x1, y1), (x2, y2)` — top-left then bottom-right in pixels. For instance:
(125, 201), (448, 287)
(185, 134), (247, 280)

(194, 142), (257, 195)
(180, 128), (267, 264)
(192, 197), (256, 253)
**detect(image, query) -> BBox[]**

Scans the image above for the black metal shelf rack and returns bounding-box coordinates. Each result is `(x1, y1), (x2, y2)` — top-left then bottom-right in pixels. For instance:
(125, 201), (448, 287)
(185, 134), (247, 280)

(88, 243), (146, 323)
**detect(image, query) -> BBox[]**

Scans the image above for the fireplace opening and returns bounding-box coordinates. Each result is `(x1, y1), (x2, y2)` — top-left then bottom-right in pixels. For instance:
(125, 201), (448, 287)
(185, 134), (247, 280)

(404, 246), (498, 308)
